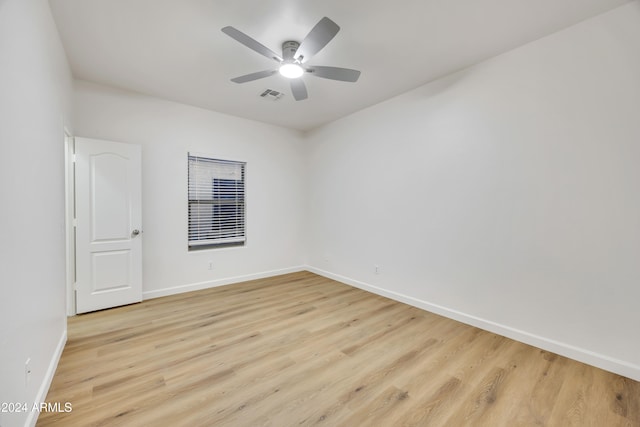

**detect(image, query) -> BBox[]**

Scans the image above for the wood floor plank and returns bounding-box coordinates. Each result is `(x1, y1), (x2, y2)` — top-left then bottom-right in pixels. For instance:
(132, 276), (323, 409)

(38, 271), (640, 426)
(380, 332), (513, 427)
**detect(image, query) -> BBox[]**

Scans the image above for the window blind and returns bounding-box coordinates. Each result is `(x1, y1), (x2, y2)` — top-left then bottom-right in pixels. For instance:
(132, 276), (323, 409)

(188, 155), (246, 248)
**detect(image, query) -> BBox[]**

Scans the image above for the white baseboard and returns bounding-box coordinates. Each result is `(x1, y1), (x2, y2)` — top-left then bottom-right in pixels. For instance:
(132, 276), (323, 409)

(142, 266), (306, 300)
(25, 329), (67, 427)
(305, 265), (640, 382)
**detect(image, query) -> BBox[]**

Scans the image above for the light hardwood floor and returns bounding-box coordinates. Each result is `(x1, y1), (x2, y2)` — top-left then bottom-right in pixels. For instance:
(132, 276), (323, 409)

(39, 272), (639, 426)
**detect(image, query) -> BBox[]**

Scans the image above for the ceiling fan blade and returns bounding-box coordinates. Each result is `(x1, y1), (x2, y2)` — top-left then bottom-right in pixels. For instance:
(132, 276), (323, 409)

(290, 79), (308, 101)
(231, 69), (277, 83)
(221, 26), (283, 62)
(306, 66), (361, 82)
(294, 17), (340, 63)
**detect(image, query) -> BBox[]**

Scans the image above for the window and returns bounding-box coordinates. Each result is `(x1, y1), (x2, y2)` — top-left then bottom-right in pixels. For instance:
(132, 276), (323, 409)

(188, 154), (245, 249)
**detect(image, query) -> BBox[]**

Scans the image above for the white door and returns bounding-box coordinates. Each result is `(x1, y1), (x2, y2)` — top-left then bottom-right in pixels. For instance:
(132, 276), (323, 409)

(75, 137), (142, 314)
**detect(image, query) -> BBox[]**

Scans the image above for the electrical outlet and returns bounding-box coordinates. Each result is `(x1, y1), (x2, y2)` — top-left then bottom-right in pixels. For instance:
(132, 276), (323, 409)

(208, 261), (213, 270)
(25, 358), (31, 386)
(374, 265), (380, 275)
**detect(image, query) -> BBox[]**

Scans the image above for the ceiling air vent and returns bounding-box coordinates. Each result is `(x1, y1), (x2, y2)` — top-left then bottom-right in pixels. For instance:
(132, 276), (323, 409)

(259, 89), (285, 101)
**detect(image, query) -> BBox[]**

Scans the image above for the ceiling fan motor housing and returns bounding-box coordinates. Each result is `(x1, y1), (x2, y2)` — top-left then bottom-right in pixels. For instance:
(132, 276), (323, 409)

(282, 41), (300, 62)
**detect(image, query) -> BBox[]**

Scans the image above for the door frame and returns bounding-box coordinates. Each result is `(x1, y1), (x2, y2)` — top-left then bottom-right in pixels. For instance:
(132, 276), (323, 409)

(64, 128), (76, 316)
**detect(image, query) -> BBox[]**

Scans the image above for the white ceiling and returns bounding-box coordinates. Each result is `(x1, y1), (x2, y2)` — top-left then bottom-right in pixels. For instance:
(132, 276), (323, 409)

(49, 0), (630, 131)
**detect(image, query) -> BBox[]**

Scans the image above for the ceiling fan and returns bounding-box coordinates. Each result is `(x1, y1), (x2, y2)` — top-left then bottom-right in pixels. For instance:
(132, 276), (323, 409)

(221, 17), (361, 101)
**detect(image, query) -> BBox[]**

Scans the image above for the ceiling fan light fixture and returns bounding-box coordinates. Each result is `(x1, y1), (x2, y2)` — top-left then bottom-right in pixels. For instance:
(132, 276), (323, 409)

(279, 62), (304, 79)
(222, 17), (360, 100)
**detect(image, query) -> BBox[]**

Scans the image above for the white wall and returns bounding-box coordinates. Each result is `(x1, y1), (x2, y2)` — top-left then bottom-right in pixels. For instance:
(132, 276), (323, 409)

(305, 2), (640, 380)
(0, 0), (73, 426)
(73, 81), (306, 299)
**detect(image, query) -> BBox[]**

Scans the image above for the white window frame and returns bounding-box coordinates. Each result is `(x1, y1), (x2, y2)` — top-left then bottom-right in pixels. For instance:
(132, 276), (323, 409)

(188, 153), (246, 249)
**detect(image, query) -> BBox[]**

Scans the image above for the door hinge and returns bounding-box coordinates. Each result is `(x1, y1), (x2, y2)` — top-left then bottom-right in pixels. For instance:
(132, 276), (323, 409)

(72, 154), (77, 163)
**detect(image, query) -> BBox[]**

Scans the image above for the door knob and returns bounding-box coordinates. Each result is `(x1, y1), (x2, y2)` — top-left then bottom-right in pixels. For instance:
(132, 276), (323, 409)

(131, 229), (141, 236)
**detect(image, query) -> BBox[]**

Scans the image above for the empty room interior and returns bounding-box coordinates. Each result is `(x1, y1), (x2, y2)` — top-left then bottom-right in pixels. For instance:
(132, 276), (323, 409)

(2, 0), (640, 426)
